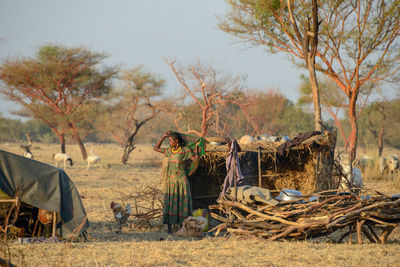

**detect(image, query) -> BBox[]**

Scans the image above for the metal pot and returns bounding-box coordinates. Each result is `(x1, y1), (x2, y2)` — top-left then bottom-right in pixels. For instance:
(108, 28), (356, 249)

(209, 141), (224, 146)
(258, 134), (271, 141)
(277, 189), (303, 201)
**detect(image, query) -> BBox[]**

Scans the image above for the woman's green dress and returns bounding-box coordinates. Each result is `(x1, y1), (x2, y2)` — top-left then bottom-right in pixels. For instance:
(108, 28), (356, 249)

(162, 146), (197, 225)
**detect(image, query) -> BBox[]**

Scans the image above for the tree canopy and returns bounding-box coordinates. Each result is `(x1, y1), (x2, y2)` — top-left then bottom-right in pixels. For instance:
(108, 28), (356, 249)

(0, 44), (116, 158)
(219, 0), (323, 131)
(220, 0), (400, 163)
(99, 66), (165, 164)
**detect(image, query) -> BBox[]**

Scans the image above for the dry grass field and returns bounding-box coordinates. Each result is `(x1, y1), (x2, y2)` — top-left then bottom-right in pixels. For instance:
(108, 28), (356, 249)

(1, 143), (400, 267)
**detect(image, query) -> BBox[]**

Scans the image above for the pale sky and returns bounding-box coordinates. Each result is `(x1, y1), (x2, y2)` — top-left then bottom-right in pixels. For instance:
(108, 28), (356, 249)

(0, 0), (305, 119)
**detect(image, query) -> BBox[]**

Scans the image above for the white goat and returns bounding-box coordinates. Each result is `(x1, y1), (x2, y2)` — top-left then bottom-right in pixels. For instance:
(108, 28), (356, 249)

(339, 162), (363, 192)
(53, 153), (73, 169)
(87, 150), (101, 169)
(23, 151), (34, 159)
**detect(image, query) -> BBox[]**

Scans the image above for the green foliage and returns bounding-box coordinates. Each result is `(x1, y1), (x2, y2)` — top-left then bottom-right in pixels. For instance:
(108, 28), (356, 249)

(254, 0), (281, 24)
(220, 0), (314, 54)
(0, 115), (57, 143)
(0, 116), (25, 142)
(24, 119), (58, 143)
(358, 98), (400, 150)
(118, 66), (164, 98)
(282, 102), (315, 136)
(297, 74), (349, 109)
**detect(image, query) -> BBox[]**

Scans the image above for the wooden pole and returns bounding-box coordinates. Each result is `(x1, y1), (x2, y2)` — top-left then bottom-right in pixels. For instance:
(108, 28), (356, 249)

(233, 158), (237, 202)
(258, 147), (262, 188)
(356, 220), (365, 244)
(52, 212), (57, 237)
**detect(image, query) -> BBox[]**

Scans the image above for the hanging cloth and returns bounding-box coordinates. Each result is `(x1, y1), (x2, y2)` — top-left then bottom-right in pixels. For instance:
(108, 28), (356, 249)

(178, 133), (205, 176)
(180, 133), (205, 157)
(218, 139), (244, 200)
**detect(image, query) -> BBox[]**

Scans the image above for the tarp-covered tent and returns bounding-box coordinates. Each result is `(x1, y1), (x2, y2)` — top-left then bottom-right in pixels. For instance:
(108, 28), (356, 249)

(0, 150), (89, 239)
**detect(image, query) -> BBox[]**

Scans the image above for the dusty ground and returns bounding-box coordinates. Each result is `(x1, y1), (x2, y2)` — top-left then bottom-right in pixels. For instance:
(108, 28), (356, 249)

(1, 143), (399, 267)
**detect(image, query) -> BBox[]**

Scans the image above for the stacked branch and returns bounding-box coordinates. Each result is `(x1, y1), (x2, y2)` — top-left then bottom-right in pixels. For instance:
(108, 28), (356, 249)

(209, 193), (400, 244)
(122, 185), (163, 229)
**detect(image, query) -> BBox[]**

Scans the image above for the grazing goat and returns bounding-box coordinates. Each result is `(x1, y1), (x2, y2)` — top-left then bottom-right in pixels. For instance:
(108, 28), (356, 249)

(53, 153), (73, 169)
(23, 151), (34, 158)
(87, 154), (101, 169)
(379, 155), (399, 179)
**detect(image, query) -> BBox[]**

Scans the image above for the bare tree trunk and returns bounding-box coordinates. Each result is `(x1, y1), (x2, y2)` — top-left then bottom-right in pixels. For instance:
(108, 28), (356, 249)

(68, 123), (87, 159)
(121, 141), (135, 165)
(60, 133), (66, 154)
(378, 136), (384, 157)
(293, 0), (321, 132)
(348, 96), (358, 165)
(49, 127), (66, 153)
(308, 0), (322, 132)
(315, 130), (337, 191)
(308, 63), (322, 131)
(120, 125), (140, 164)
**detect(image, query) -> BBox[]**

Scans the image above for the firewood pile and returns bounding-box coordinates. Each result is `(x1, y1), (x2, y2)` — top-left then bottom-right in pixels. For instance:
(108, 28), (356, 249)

(125, 185), (164, 229)
(209, 192), (400, 244)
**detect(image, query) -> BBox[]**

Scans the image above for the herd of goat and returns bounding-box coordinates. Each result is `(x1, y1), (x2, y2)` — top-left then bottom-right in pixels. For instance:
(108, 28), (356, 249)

(339, 153), (399, 191)
(20, 143), (101, 170)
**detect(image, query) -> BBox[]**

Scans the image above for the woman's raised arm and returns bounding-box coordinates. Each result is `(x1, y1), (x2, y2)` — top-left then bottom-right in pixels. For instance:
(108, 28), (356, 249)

(153, 130), (170, 153)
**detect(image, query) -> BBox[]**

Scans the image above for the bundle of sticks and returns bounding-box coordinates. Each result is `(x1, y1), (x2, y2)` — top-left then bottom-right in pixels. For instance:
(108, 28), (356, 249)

(131, 185), (164, 229)
(117, 185), (163, 229)
(209, 192), (400, 244)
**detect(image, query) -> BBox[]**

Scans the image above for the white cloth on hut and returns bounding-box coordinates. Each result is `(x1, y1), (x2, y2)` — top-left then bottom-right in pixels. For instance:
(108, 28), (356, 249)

(227, 185), (278, 206)
(218, 139), (244, 200)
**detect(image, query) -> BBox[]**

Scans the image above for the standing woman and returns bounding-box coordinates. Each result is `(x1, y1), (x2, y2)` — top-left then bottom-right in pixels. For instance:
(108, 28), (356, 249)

(153, 130), (199, 234)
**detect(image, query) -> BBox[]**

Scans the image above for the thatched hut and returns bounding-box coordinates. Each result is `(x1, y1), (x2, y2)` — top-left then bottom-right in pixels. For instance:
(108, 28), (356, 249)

(189, 131), (338, 209)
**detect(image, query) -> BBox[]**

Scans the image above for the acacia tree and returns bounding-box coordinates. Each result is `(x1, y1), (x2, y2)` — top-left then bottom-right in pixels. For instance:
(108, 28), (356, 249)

(0, 45), (116, 159)
(316, 0), (400, 164)
(166, 60), (247, 137)
(220, 0), (323, 131)
(221, 0), (400, 164)
(298, 74), (375, 150)
(100, 66), (165, 164)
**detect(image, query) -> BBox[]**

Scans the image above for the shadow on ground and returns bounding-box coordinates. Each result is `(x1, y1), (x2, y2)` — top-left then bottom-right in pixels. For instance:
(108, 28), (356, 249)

(86, 221), (204, 243)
